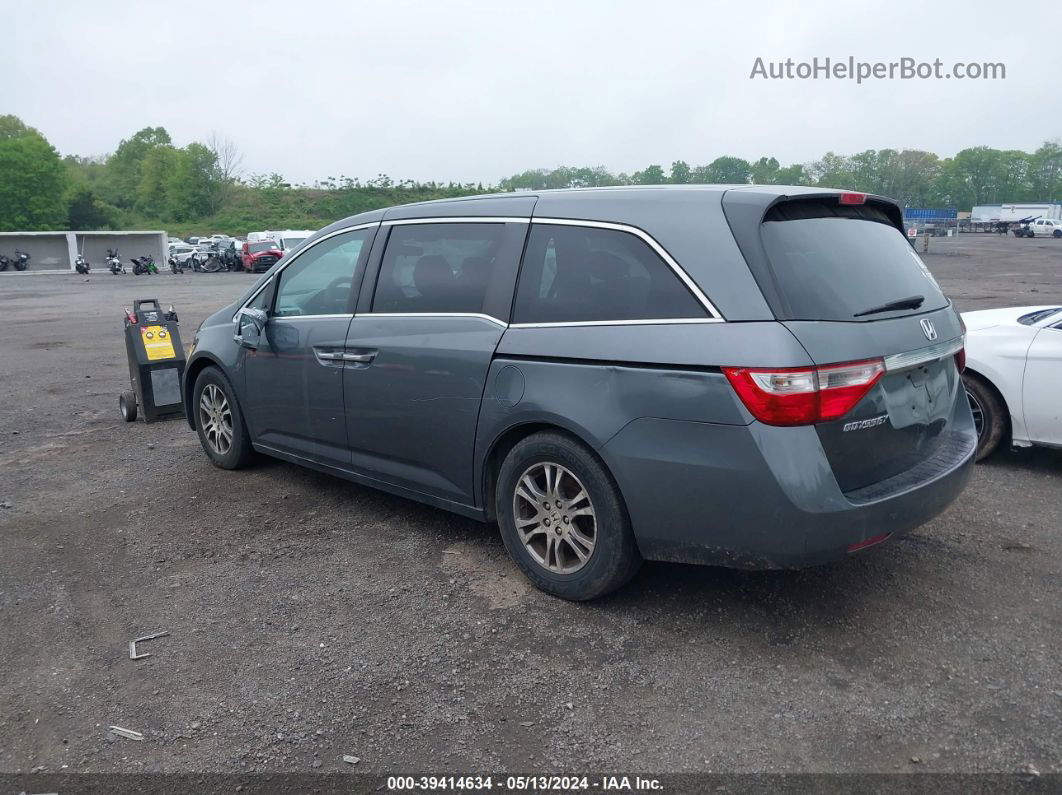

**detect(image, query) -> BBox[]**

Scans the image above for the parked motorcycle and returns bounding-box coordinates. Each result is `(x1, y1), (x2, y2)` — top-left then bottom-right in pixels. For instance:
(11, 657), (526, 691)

(12, 249), (29, 271)
(168, 253), (185, 274)
(75, 253), (91, 274)
(0, 253), (10, 272)
(131, 254), (158, 275)
(106, 248), (126, 275)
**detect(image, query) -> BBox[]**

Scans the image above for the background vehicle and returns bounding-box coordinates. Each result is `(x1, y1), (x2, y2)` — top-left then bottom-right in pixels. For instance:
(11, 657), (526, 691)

(1011, 217), (1038, 237)
(12, 249), (29, 271)
(130, 254), (158, 275)
(0, 253), (10, 271)
(240, 240), (283, 273)
(106, 248), (125, 274)
(274, 229), (313, 253)
(1029, 218), (1062, 238)
(75, 253), (90, 274)
(168, 243), (200, 268)
(185, 187), (974, 600)
(961, 306), (1062, 459)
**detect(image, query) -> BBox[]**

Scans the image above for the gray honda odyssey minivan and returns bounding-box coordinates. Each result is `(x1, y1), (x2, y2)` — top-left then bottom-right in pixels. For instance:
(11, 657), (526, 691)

(184, 186), (974, 600)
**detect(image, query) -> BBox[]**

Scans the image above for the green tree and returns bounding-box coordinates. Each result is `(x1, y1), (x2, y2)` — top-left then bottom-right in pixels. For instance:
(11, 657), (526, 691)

(136, 145), (179, 217)
(1029, 141), (1062, 201)
(166, 143), (222, 221)
(806, 152), (854, 187)
(775, 163), (807, 184)
(104, 126), (172, 208)
(0, 115), (67, 231)
(700, 156), (752, 184)
(67, 186), (118, 229)
(633, 164), (666, 184)
(669, 160), (692, 184)
(750, 156), (780, 184)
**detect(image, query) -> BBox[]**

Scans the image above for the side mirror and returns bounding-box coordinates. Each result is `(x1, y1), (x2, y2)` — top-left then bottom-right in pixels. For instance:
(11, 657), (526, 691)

(234, 307), (268, 349)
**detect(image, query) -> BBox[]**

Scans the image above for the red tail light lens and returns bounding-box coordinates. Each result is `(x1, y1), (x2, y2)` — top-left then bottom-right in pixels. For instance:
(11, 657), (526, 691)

(954, 346), (966, 373)
(838, 192), (867, 205)
(723, 358), (885, 426)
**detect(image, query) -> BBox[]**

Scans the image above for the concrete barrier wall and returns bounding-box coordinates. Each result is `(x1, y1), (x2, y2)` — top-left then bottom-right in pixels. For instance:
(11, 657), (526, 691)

(0, 233), (69, 270)
(0, 231), (166, 272)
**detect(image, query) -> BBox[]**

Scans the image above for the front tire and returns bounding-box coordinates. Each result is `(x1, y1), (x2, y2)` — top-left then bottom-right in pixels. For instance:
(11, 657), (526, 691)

(963, 373), (1007, 461)
(192, 367), (255, 469)
(495, 432), (641, 600)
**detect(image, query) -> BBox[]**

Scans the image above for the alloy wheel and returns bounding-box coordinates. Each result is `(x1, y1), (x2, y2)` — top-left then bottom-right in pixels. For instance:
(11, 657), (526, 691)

(513, 463), (596, 574)
(966, 388), (985, 439)
(199, 383), (233, 455)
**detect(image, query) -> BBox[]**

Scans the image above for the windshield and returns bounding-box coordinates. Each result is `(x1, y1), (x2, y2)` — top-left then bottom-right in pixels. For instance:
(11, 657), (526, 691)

(282, 237), (306, 249)
(760, 207), (949, 322)
(1018, 307), (1062, 325)
(248, 242), (278, 253)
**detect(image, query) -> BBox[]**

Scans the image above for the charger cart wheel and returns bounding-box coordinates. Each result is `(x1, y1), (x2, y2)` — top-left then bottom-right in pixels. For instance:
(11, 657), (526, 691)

(120, 391), (138, 422)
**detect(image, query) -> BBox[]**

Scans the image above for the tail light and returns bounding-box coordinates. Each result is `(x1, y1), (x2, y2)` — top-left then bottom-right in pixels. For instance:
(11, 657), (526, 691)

(723, 358), (885, 426)
(954, 346), (966, 373)
(839, 192), (867, 205)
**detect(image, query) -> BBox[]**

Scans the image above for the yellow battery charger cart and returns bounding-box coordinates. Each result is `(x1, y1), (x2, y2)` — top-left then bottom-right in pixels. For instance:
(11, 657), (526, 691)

(120, 298), (186, 423)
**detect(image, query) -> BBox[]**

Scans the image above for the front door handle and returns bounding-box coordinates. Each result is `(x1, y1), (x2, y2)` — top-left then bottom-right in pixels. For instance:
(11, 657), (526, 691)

(313, 348), (346, 366)
(341, 351), (376, 364)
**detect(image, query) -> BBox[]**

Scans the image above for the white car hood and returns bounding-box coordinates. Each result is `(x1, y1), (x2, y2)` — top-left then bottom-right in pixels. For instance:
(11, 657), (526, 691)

(961, 305), (1059, 331)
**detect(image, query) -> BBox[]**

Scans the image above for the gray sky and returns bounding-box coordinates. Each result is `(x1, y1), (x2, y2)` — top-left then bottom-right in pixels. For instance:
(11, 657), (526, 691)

(3, 0), (1059, 185)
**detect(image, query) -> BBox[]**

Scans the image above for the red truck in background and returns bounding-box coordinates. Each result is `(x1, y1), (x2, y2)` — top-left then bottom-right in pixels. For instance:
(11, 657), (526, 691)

(241, 240), (284, 273)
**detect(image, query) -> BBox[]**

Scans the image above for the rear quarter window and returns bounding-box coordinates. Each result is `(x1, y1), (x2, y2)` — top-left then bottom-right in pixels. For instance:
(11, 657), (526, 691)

(513, 224), (706, 324)
(759, 201), (949, 322)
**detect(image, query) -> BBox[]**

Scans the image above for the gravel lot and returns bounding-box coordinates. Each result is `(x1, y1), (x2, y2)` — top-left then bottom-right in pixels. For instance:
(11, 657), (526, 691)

(0, 234), (1060, 781)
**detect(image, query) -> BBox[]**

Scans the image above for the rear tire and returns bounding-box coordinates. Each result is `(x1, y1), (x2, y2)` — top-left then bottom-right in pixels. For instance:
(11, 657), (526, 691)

(1054, 229), (1062, 238)
(192, 367), (255, 469)
(963, 373), (1007, 461)
(495, 432), (641, 601)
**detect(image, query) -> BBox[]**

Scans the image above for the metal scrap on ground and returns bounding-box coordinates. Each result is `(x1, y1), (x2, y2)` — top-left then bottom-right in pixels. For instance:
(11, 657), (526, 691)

(343, 754), (360, 764)
(128, 630), (170, 660)
(109, 725), (144, 741)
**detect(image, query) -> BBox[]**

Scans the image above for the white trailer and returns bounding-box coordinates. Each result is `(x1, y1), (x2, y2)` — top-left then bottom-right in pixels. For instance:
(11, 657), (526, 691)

(998, 203), (1062, 222)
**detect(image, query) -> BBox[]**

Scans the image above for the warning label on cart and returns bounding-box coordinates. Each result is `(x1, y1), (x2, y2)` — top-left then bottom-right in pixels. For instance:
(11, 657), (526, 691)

(140, 325), (176, 361)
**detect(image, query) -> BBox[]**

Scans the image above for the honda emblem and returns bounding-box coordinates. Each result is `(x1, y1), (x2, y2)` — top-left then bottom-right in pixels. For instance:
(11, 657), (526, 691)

(920, 318), (937, 340)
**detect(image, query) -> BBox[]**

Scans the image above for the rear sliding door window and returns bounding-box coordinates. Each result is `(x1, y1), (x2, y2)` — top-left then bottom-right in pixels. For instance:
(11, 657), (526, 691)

(759, 201), (948, 321)
(513, 224), (706, 323)
(373, 223), (507, 314)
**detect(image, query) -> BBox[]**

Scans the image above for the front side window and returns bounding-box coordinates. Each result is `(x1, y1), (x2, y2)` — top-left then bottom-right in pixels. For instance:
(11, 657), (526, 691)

(273, 228), (372, 317)
(372, 223), (507, 314)
(512, 224), (707, 324)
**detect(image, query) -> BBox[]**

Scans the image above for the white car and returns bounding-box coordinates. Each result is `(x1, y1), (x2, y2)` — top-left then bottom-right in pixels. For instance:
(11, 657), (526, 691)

(1028, 218), (1062, 238)
(168, 243), (201, 266)
(962, 306), (1062, 459)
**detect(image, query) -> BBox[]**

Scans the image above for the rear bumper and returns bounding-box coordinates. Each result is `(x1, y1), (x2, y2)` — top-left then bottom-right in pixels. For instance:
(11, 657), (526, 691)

(601, 414), (975, 569)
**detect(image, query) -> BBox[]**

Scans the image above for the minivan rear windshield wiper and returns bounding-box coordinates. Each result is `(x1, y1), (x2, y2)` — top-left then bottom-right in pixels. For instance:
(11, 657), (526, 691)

(853, 295), (925, 318)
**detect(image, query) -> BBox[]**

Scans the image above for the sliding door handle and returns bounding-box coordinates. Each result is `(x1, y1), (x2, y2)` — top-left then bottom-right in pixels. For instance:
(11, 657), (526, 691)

(313, 348), (346, 366)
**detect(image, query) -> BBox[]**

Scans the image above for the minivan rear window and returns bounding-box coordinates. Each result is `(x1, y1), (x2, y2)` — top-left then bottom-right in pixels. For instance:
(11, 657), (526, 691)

(760, 201), (949, 322)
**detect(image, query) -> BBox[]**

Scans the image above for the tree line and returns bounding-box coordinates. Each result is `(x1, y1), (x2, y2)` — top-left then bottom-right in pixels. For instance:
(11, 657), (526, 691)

(1, 113), (1060, 235)
(499, 144), (1062, 210)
